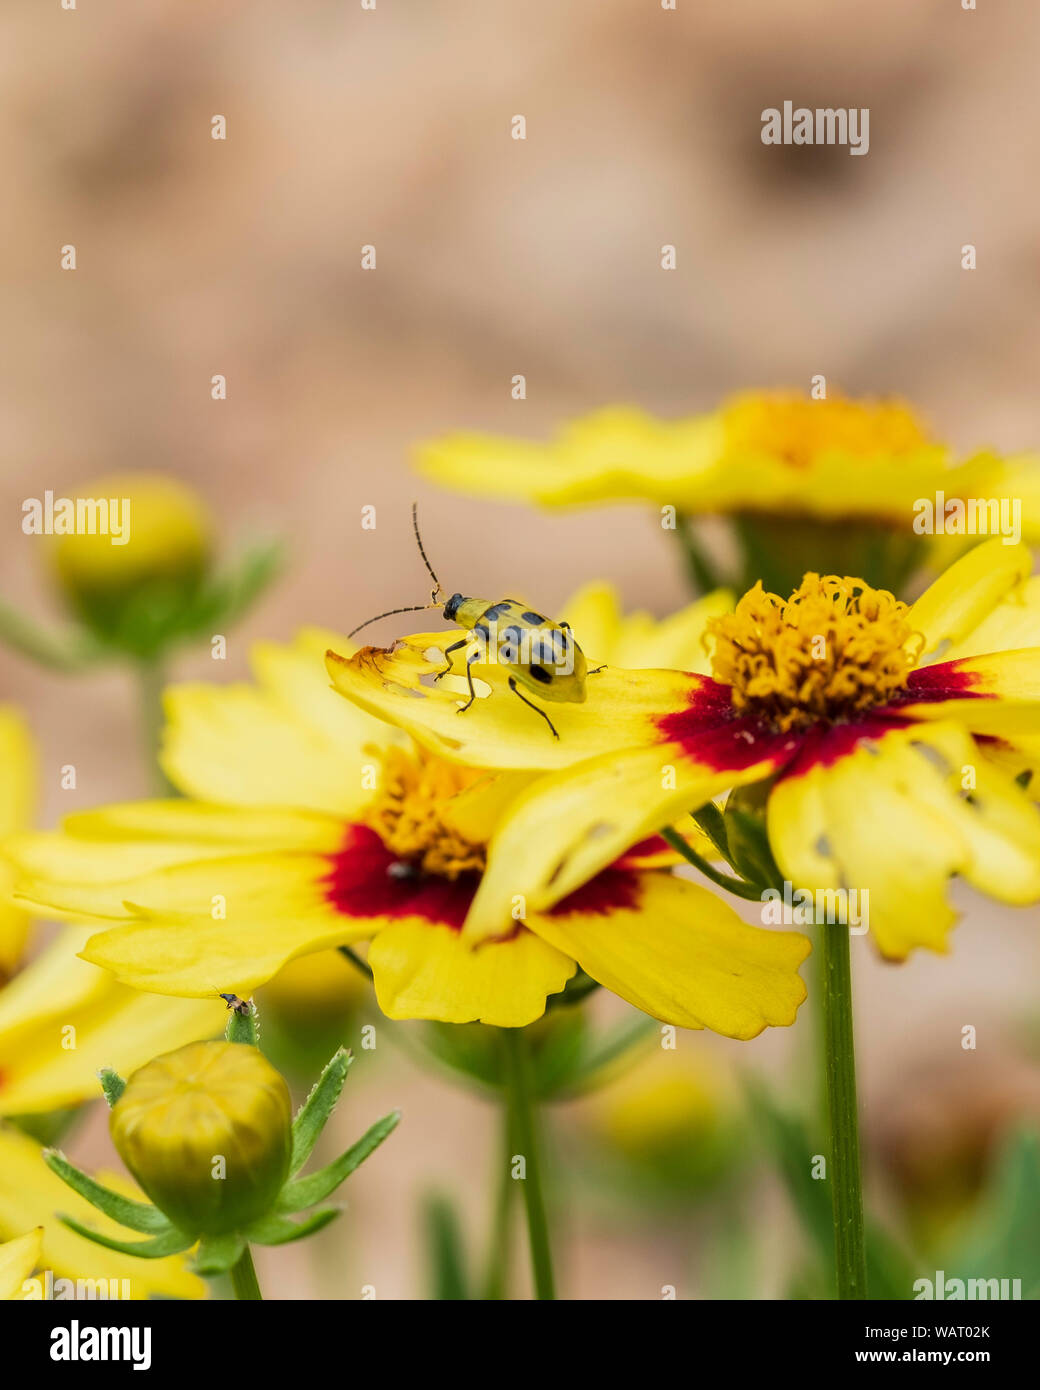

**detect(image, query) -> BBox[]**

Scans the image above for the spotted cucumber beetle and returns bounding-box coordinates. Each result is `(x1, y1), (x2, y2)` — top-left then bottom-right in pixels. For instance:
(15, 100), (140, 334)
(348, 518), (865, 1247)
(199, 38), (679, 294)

(347, 504), (603, 739)
(219, 992), (253, 1016)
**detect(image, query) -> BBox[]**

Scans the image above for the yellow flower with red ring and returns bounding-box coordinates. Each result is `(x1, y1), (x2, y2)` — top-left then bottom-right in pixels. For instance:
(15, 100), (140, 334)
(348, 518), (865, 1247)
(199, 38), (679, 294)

(326, 539), (1040, 962)
(8, 603), (809, 1039)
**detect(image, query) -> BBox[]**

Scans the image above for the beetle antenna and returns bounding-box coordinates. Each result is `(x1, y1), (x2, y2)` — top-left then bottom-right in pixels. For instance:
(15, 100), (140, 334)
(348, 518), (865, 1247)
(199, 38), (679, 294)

(412, 502), (444, 601)
(347, 602), (440, 641)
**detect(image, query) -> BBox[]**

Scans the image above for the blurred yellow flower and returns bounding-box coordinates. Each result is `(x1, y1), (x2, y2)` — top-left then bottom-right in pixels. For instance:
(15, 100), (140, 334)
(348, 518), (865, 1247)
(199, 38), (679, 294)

(0, 1226), (42, 1300)
(417, 391), (1040, 594)
(418, 392), (959, 520)
(0, 708), (36, 980)
(0, 926), (224, 1116)
(0, 1126), (205, 1299)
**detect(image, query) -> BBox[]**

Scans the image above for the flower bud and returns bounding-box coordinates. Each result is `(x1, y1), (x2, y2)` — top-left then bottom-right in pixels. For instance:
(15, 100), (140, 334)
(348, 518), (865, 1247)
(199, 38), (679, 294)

(110, 1041), (292, 1237)
(48, 473), (212, 643)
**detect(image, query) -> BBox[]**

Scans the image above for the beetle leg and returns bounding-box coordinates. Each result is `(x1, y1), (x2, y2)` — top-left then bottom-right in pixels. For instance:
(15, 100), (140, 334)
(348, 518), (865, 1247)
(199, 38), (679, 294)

(433, 637), (471, 682)
(587, 663), (606, 675)
(507, 676), (560, 740)
(456, 651), (482, 713)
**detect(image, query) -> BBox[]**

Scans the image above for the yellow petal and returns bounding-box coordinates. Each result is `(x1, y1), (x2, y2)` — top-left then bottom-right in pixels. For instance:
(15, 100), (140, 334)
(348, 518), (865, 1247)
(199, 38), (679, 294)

(909, 538), (1033, 663)
(161, 630), (401, 817)
(367, 920), (575, 1026)
(0, 706), (36, 976)
(0, 1227), (43, 1300)
(437, 770), (538, 845)
(16, 847), (337, 924)
(326, 638), (710, 770)
(465, 727), (793, 942)
(941, 576), (1040, 664)
(0, 1127), (205, 1299)
(964, 452), (1040, 544)
(415, 407), (721, 508)
(79, 908), (368, 1000)
(526, 872), (809, 1039)
(7, 805), (342, 906)
(0, 929), (223, 1115)
(901, 650), (1040, 736)
(767, 720), (1040, 960)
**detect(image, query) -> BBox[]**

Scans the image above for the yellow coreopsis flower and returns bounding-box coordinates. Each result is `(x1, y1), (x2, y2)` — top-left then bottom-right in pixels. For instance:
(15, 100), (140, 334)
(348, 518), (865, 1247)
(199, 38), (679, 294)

(417, 392), (1040, 593)
(419, 391), (1039, 527)
(8, 598), (809, 1039)
(324, 539), (1040, 961)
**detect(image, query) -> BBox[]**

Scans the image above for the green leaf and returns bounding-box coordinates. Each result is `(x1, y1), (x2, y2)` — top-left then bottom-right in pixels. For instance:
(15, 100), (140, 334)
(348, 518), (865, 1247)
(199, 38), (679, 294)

(44, 1150), (171, 1234)
(548, 1013), (658, 1099)
(745, 1081), (917, 1299)
(278, 1110), (401, 1213)
(290, 1047), (353, 1176)
(193, 1231), (246, 1275)
(58, 1215), (192, 1259)
(247, 1208), (340, 1246)
(0, 600), (106, 672)
(660, 826), (764, 901)
(690, 800), (730, 859)
(944, 1126), (1040, 1298)
(98, 1068), (126, 1107)
(423, 1194), (469, 1300)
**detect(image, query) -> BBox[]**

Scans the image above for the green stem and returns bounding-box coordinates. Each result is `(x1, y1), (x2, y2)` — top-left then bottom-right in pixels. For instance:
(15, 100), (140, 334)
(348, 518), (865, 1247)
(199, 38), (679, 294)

(819, 921), (867, 1299)
(674, 514), (724, 595)
(229, 1245), (262, 1300)
(481, 1096), (515, 1300)
(498, 1028), (555, 1300)
(660, 826), (765, 901)
(338, 945), (374, 980)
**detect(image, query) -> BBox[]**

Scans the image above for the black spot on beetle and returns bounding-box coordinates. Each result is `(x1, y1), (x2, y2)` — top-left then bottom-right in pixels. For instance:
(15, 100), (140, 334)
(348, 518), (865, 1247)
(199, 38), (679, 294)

(528, 664), (552, 683)
(521, 611), (544, 624)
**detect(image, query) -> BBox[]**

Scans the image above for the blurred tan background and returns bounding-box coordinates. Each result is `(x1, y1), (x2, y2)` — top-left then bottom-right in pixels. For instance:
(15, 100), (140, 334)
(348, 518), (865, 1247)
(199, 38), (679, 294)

(2, 0), (1039, 1297)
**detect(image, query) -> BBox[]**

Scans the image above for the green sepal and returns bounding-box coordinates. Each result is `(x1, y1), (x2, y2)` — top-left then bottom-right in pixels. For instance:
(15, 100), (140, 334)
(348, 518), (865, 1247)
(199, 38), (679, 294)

(57, 1215), (193, 1259)
(290, 1047), (353, 1175)
(544, 1013), (658, 1099)
(98, 1068), (126, 1107)
(246, 1207), (340, 1246)
(278, 1110), (401, 1213)
(225, 1002), (259, 1047)
(43, 1149), (171, 1234)
(193, 1231), (247, 1274)
(722, 781), (781, 888)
